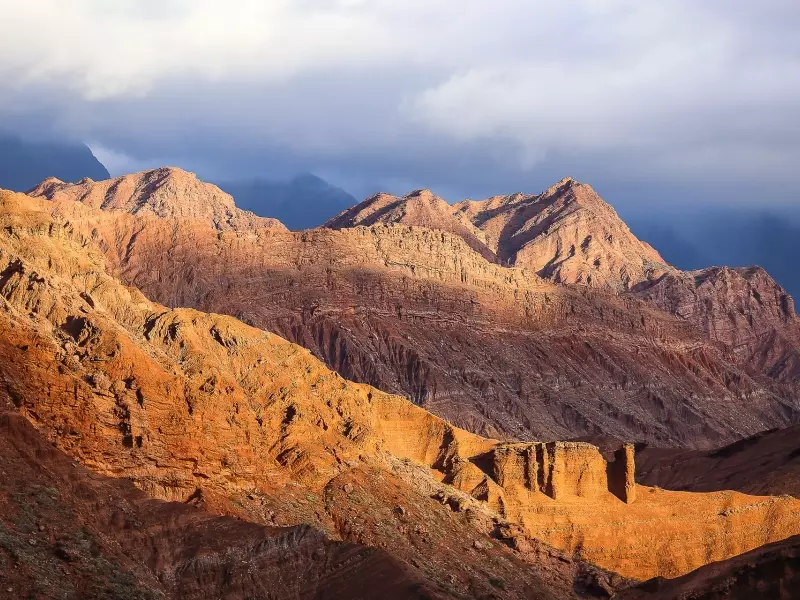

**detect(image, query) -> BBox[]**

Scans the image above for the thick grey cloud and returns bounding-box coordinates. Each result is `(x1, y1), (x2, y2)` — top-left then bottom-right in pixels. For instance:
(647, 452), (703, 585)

(1, 0), (799, 204)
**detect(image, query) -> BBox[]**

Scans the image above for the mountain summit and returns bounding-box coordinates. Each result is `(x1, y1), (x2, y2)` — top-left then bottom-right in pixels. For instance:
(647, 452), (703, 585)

(28, 166), (287, 232)
(325, 188), (499, 262)
(327, 178), (671, 289)
(453, 178), (671, 289)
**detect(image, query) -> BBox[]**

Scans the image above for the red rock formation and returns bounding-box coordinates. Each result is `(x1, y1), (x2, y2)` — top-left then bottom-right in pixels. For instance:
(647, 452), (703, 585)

(24, 176), (800, 448)
(452, 178), (670, 290)
(28, 166), (286, 231)
(3, 189), (800, 585)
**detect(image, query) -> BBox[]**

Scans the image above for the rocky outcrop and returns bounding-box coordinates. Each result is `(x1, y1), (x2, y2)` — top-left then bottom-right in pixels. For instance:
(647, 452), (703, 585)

(325, 188), (498, 262)
(3, 189), (800, 584)
(452, 178), (671, 290)
(635, 265), (800, 383)
(28, 166), (287, 231)
(488, 441), (628, 501)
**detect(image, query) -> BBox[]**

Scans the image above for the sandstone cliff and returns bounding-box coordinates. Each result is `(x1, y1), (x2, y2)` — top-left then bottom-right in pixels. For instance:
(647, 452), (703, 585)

(2, 189), (800, 586)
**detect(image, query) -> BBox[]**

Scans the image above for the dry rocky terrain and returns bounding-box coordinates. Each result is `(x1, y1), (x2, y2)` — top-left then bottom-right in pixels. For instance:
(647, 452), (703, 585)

(29, 168), (800, 449)
(0, 186), (799, 599)
(4, 169), (800, 598)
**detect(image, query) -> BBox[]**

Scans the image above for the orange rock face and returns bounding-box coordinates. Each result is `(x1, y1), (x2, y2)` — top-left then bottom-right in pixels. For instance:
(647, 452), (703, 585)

(452, 178), (670, 290)
(2, 189), (800, 587)
(28, 166), (286, 231)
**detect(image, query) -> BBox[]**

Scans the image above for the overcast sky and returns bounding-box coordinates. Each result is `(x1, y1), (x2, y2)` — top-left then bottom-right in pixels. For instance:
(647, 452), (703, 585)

(1, 0), (799, 205)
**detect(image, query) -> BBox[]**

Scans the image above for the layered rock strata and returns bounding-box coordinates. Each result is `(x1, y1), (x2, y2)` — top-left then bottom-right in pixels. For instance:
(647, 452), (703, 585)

(25, 177), (800, 448)
(2, 189), (800, 584)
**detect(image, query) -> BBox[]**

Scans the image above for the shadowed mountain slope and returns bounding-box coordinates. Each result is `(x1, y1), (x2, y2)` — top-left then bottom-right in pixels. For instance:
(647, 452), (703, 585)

(0, 132), (109, 192)
(218, 173), (357, 230)
(635, 424), (800, 498)
(618, 535), (800, 600)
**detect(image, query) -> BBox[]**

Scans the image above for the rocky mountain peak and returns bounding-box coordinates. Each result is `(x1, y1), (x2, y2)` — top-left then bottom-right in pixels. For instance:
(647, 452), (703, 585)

(27, 166), (286, 232)
(452, 179), (671, 289)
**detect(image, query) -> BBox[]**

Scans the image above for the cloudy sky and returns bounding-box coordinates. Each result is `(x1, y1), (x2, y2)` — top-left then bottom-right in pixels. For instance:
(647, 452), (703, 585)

(1, 0), (799, 205)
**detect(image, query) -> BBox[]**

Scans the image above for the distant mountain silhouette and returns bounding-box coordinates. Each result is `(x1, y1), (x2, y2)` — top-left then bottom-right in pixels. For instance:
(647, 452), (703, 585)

(0, 132), (109, 191)
(217, 173), (356, 230)
(629, 208), (800, 301)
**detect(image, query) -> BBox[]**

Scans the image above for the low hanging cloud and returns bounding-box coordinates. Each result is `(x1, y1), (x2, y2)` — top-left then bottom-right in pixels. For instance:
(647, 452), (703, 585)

(1, 0), (799, 199)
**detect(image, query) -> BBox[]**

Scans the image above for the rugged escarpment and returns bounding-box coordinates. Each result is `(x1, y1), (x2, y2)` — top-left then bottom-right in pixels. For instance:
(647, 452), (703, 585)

(635, 265), (800, 383)
(2, 190), (800, 588)
(28, 166), (286, 231)
(54, 204), (800, 448)
(23, 176), (800, 448)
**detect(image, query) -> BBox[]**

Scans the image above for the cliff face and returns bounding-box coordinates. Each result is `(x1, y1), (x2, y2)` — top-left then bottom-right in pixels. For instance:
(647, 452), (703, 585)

(2, 189), (800, 586)
(635, 265), (800, 383)
(28, 167), (287, 232)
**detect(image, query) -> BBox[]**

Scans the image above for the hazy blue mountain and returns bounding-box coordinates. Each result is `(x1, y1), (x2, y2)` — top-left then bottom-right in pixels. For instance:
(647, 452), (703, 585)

(216, 173), (357, 230)
(0, 132), (109, 192)
(629, 207), (800, 300)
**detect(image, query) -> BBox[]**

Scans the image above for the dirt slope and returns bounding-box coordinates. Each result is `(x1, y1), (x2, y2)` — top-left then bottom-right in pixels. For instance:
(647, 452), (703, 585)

(636, 425), (800, 498)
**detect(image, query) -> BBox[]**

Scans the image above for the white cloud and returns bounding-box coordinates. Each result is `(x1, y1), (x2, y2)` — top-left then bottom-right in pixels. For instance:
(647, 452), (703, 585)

(0, 0), (799, 189)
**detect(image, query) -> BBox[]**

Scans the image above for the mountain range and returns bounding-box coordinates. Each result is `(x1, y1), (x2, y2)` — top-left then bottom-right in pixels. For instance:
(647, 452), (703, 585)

(0, 132), (109, 192)
(2, 162), (800, 598)
(216, 174), (357, 230)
